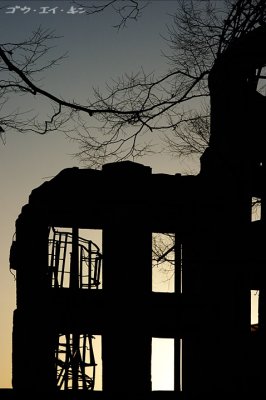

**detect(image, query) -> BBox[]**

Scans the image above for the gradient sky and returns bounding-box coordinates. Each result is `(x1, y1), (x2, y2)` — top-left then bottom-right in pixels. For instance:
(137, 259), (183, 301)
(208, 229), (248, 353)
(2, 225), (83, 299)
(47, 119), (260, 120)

(0, 0), (200, 389)
(0, 0), (260, 389)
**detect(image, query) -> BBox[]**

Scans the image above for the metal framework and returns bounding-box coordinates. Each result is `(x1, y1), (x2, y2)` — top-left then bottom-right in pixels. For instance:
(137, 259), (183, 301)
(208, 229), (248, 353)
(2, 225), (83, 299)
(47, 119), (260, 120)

(48, 227), (102, 290)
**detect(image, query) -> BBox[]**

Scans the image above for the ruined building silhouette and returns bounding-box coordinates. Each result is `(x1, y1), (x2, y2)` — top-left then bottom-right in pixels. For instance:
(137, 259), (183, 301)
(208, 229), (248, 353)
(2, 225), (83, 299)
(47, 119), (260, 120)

(2, 25), (266, 398)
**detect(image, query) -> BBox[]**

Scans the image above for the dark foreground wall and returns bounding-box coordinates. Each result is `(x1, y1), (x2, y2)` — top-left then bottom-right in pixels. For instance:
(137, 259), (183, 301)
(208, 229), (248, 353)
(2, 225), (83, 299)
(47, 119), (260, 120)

(5, 160), (266, 395)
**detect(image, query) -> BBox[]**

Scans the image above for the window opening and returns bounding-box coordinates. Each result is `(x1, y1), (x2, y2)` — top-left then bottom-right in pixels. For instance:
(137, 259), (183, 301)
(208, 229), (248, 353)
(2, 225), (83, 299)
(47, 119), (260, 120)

(48, 227), (102, 289)
(179, 338), (182, 392)
(251, 289), (259, 332)
(55, 333), (102, 390)
(252, 197), (261, 221)
(152, 233), (175, 293)
(151, 337), (175, 391)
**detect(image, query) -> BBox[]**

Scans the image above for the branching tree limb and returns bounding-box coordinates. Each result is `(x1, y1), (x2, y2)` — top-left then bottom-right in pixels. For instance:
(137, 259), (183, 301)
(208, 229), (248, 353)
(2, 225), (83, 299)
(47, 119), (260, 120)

(73, 0), (150, 30)
(1, 0), (266, 280)
(1, 0), (266, 169)
(72, 0), (266, 167)
(0, 27), (72, 137)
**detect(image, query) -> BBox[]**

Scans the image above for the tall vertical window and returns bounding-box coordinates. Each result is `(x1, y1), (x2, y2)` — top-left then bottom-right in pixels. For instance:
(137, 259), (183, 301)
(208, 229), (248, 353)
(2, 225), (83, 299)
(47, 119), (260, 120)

(252, 197), (261, 222)
(251, 290), (259, 329)
(151, 337), (175, 391)
(152, 233), (175, 292)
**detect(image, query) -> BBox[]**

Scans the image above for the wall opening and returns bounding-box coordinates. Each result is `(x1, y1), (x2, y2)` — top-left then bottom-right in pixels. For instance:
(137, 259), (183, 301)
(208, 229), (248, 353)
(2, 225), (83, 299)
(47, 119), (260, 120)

(55, 333), (102, 390)
(251, 290), (259, 331)
(179, 338), (182, 392)
(152, 233), (175, 292)
(252, 197), (261, 222)
(151, 337), (175, 391)
(48, 227), (102, 289)
(177, 242), (183, 294)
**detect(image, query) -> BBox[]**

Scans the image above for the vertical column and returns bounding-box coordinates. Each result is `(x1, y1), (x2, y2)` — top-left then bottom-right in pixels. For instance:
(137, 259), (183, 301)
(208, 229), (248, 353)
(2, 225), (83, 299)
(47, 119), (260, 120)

(70, 226), (79, 290)
(102, 206), (152, 394)
(13, 211), (56, 391)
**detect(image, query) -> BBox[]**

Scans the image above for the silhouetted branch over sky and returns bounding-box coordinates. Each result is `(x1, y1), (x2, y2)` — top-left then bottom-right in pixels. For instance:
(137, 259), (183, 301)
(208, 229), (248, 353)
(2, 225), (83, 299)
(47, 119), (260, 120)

(1, 0), (266, 168)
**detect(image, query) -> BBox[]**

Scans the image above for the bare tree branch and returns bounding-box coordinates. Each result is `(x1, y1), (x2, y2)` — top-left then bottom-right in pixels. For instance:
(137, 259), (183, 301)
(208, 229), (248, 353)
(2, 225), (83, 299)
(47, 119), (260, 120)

(1, 0), (266, 169)
(73, 0), (150, 30)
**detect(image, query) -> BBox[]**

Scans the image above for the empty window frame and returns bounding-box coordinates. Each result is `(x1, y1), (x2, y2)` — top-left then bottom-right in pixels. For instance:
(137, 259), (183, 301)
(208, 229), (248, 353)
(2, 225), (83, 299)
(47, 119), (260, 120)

(152, 233), (175, 293)
(251, 289), (259, 331)
(152, 233), (182, 293)
(252, 197), (261, 222)
(151, 337), (182, 391)
(48, 227), (102, 289)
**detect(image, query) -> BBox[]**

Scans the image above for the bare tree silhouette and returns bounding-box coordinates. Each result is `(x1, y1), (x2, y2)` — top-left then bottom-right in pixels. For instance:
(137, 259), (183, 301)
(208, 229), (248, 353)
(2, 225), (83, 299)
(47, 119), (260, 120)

(1, 0), (266, 168)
